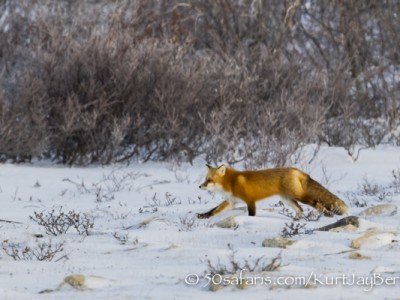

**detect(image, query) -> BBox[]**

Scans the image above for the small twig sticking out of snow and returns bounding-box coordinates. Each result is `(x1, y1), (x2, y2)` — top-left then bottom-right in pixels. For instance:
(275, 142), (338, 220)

(0, 218), (23, 224)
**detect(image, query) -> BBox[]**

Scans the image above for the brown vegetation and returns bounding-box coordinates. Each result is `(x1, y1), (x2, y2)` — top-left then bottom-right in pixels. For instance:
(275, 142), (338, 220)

(0, 0), (399, 166)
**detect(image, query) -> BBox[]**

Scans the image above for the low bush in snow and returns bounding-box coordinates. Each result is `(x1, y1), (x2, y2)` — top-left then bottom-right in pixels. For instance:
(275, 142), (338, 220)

(2, 240), (67, 262)
(30, 208), (94, 236)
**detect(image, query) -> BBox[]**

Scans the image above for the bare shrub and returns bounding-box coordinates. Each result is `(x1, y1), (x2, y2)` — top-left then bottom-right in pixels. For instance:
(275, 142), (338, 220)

(376, 190), (392, 202)
(390, 169), (400, 194)
(279, 206), (322, 222)
(302, 209), (323, 222)
(358, 177), (383, 196)
(344, 192), (368, 208)
(30, 208), (94, 236)
(138, 207), (158, 214)
(1, 1), (400, 166)
(279, 207), (296, 219)
(63, 169), (142, 202)
(2, 240), (66, 262)
(205, 244), (281, 276)
(176, 215), (203, 232)
(145, 192), (180, 208)
(280, 222), (308, 238)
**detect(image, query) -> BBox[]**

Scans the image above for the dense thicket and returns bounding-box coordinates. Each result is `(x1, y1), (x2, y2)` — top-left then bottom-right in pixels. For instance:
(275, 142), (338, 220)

(0, 0), (399, 166)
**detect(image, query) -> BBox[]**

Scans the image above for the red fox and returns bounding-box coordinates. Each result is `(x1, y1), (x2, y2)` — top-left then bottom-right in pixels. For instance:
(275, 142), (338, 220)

(197, 164), (348, 220)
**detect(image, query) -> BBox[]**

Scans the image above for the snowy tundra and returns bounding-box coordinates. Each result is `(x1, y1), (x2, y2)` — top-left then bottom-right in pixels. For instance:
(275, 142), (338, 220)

(0, 145), (399, 299)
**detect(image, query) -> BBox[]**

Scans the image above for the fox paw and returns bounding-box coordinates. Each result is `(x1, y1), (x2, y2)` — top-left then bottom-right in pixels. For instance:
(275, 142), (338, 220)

(323, 211), (334, 217)
(293, 212), (303, 221)
(196, 212), (211, 219)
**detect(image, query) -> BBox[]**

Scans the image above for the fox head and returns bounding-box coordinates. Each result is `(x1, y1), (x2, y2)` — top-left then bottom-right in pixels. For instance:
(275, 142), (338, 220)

(199, 164), (226, 192)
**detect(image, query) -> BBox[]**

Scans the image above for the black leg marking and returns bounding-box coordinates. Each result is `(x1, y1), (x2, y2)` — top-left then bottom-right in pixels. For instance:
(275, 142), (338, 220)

(247, 203), (256, 216)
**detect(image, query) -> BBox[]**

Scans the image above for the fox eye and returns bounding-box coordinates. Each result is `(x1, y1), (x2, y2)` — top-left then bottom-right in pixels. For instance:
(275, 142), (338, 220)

(206, 179), (212, 184)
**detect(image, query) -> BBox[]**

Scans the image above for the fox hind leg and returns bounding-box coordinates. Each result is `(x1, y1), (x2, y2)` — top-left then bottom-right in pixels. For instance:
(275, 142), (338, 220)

(301, 196), (333, 216)
(282, 198), (304, 220)
(313, 201), (333, 216)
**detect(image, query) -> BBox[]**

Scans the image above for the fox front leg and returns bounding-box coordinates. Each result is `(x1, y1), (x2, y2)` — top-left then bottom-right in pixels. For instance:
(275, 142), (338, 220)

(247, 202), (256, 216)
(196, 200), (234, 219)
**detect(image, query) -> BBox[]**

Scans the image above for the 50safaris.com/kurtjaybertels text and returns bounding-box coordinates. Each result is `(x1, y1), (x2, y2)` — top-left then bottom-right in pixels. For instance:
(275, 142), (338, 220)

(185, 270), (400, 292)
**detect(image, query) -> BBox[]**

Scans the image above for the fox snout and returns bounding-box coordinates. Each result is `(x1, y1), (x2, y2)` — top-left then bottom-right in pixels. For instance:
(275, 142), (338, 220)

(199, 164), (226, 192)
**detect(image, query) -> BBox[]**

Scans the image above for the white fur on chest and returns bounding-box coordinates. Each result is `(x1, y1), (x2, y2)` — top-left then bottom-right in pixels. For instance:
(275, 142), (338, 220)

(207, 183), (242, 205)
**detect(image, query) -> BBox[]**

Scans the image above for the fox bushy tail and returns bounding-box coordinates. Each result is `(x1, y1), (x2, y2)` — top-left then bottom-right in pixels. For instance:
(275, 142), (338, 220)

(305, 177), (348, 215)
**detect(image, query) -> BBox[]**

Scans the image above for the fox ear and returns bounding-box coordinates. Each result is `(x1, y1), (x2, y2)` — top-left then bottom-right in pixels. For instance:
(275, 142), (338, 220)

(205, 164), (213, 169)
(216, 165), (226, 176)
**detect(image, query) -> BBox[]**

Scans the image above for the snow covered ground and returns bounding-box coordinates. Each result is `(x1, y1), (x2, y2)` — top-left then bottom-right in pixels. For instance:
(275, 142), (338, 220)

(0, 145), (399, 299)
